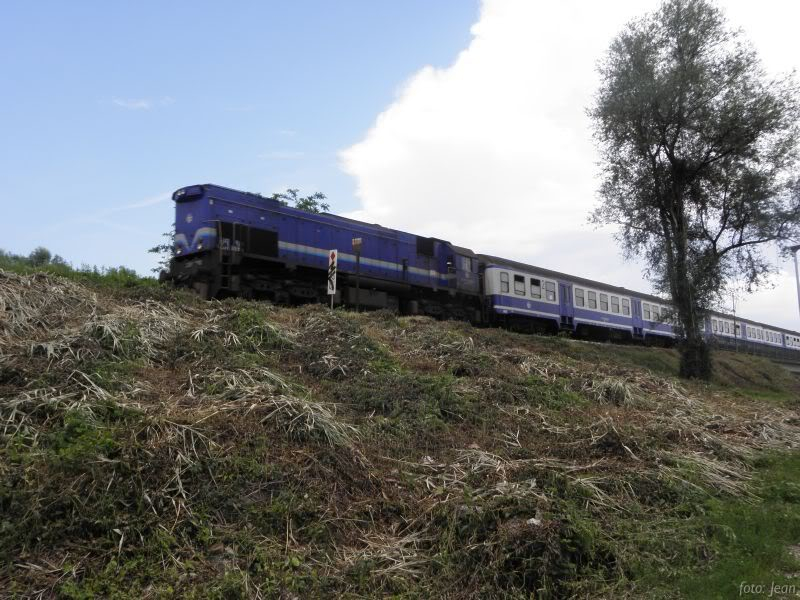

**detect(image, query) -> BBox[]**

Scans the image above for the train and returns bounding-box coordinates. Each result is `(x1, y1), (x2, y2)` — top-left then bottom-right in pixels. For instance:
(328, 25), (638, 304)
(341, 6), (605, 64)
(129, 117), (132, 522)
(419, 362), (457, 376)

(165, 183), (800, 360)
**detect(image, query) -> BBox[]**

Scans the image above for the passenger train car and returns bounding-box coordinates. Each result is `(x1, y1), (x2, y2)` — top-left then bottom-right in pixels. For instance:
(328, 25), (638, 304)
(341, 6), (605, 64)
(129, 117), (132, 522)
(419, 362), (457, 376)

(166, 184), (800, 360)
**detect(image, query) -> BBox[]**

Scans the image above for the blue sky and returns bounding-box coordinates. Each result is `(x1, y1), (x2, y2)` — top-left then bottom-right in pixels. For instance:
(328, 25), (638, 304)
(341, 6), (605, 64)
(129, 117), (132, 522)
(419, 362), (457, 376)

(1, 0), (479, 272)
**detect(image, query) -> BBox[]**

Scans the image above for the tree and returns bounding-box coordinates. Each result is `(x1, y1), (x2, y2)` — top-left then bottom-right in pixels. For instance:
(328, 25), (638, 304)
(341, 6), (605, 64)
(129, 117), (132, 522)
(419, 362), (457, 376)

(28, 246), (52, 266)
(590, 0), (800, 379)
(270, 188), (330, 213)
(149, 224), (175, 274)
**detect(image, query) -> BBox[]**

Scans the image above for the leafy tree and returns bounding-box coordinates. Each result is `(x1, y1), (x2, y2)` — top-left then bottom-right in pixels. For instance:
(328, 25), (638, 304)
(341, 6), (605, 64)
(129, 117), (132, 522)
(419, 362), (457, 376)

(270, 188), (330, 213)
(28, 246), (52, 266)
(590, 0), (800, 379)
(148, 224), (175, 274)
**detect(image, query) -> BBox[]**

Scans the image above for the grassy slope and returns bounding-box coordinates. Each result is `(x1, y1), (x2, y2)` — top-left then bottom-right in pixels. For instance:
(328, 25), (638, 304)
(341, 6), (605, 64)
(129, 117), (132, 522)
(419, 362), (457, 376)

(1, 269), (799, 599)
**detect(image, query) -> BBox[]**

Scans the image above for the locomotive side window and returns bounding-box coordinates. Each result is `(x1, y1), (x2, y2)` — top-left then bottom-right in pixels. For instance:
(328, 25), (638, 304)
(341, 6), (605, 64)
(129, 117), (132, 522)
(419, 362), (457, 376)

(530, 278), (542, 299)
(416, 236), (435, 257)
(514, 275), (525, 296)
(575, 288), (585, 307)
(545, 281), (556, 302)
(611, 296), (620, 314)
(500, 272), (509, 293)
(599, 293), (609, 311)
(587, 291), (597, 309)
(622, 298), (630, 315)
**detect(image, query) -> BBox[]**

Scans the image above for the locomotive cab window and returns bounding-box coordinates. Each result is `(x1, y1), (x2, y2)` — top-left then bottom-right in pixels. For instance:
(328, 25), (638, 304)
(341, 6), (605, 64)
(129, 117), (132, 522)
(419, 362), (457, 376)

(622, 298), (630, 315)
(500, 272), (509, 293)
(545, 281), (556, 302)
(575, 288), (585, 307)
(514, 275), (525, 296)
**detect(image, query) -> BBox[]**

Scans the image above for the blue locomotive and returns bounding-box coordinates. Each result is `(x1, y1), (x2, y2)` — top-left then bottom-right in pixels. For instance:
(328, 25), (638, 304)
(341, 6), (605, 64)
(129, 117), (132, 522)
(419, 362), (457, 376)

(166, 183), (800, 359)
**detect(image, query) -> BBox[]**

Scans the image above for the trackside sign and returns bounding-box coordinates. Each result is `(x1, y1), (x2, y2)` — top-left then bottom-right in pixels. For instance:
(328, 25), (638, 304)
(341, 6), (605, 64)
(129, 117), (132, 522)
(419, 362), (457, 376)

(327, 249), (337, 295)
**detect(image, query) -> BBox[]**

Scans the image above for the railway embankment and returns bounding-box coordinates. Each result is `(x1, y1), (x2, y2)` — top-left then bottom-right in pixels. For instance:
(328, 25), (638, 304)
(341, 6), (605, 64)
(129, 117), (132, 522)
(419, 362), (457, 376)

(2, 269), (800, 598)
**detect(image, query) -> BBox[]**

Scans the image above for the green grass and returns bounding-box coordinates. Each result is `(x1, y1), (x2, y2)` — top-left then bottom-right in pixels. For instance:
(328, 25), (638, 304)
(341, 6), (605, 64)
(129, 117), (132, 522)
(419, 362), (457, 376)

(640, 452), (800, 599)
(0, 249), (155, 288)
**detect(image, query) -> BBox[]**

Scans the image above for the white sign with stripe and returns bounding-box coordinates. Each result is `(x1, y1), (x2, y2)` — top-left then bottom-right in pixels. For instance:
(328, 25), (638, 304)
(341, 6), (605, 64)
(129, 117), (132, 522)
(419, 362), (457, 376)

(327, 249), (337, 295)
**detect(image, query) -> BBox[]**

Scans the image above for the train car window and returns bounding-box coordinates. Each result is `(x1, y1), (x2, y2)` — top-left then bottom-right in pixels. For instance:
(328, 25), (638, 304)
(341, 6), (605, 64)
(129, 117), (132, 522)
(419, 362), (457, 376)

(575, 288), (585, 307)
(643, 303), (651, 320)
(599, 293), (609, 311)
(661, 307), (669, 321)
(500, 272), (509, 293)
(622, 298), (630, 315)
(735, 324), (741, 337)
(545, 281), (556, 301)
(587, 291), (597, 309)
(712, 319), (717, 332)
(611, 296), (620, 313)
(530, 278), (542, 299)
(514, 275), (525, 295)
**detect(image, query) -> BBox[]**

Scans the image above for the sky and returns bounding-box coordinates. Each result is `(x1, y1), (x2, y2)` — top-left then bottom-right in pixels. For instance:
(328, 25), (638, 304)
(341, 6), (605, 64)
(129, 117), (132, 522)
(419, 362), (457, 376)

(2, 0), (799, 329)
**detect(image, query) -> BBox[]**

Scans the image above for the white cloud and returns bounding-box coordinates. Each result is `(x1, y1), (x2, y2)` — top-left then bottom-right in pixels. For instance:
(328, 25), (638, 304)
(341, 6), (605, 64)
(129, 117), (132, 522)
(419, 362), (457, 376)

(113, 97), (152, 110)
(121, 192), (171, 210)
(340, 0), (800, 330)
(112, 97), (175, 110)
(40, 191), (172, 234)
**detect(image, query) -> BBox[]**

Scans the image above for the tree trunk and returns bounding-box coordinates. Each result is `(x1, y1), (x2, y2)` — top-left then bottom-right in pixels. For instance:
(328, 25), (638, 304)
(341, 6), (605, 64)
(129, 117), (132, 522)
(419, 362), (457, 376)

(679, 334), (712, 379)
(667, 190), (712, 380)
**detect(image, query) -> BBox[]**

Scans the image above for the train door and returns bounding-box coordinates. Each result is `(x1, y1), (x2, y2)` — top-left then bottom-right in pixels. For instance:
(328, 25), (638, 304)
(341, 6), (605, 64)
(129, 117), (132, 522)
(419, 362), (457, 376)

(559, 282), (574, 329)
(631, 298), (644, 337)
